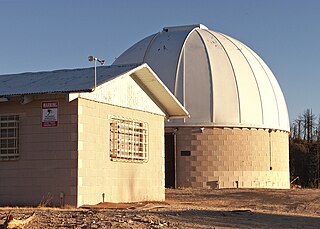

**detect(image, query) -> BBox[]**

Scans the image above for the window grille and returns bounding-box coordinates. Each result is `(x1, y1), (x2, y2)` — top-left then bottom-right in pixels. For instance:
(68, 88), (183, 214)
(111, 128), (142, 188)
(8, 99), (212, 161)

(110, 117), (148, 162)
(0, 115), (19, 160)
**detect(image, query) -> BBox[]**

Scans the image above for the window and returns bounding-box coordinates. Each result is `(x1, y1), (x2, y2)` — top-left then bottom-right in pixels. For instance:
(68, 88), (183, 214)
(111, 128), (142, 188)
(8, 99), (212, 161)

(0, 115), (19, 160)
(110, 117), (148, 162)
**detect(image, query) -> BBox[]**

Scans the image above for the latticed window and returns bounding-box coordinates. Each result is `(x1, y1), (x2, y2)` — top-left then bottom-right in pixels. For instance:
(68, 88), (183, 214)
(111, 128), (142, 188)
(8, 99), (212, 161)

(110, 117), (148, 162)
(0, 115), (19, 160)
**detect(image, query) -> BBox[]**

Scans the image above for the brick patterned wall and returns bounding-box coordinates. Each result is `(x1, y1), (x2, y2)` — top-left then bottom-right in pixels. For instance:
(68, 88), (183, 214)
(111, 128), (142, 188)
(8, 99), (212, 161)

(77, 98), (165, 206)
(174, 127), (289, 189)
(0, 96), (166, 207)
(0, 97), (78, 206)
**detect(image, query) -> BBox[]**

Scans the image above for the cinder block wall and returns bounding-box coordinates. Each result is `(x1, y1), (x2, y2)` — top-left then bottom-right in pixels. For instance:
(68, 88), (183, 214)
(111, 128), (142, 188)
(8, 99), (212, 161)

(0, 97), (78, 206)
(175, 127), (289, 189)
(77, 98), (165, 206)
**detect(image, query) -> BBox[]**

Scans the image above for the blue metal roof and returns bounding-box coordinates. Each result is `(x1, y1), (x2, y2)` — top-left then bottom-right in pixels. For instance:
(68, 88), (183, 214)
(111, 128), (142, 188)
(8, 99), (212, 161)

(0, 64), (140, 97)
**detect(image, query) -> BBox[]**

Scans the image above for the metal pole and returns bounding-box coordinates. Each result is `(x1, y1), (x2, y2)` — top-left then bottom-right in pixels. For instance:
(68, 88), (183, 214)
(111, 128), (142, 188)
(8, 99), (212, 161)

(269, 130), (272, 170)
(94, 59), (97, 90)
(174, 131), (177, 189)
(88, 56), (104, 90)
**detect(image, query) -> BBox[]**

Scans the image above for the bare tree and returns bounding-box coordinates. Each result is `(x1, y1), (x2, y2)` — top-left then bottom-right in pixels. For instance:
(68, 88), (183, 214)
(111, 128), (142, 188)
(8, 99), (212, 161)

(301, 109), (316, 142)
(291, 115), (303, 140)
(290, 110), (320, 188)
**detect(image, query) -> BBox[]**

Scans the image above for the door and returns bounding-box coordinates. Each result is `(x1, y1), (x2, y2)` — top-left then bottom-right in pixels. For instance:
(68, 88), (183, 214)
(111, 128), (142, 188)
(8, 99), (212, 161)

(165, 133), (175, 188)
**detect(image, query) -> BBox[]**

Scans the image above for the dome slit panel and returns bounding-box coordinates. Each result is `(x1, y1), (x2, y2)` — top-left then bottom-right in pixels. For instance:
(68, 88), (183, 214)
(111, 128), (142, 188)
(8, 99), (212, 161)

(169, 48), (186, 126)
(201, 30), (240, 125)
(184, 31), (212, 124)
(174, 48), (185, 104)
(174, 27), (204, 108)
(143, 30), (193, 92)
(196, 30), (214, 123)
(214, 32), (263, 126)
(220, 34), (265, 126)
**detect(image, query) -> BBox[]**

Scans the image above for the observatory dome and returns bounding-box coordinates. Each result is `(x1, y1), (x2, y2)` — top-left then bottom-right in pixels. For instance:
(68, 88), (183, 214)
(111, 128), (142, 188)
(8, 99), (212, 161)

(113, 24), (289, 131)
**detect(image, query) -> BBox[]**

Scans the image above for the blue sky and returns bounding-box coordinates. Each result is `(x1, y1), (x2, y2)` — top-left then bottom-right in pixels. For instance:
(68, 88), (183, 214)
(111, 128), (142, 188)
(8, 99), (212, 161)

(0, 0), (319, 122)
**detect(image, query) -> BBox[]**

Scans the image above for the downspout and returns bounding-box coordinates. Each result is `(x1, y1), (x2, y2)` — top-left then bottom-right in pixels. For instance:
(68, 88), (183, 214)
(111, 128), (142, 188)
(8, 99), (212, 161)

(269, 129), (273, 170)
(173, 129), (178, 189)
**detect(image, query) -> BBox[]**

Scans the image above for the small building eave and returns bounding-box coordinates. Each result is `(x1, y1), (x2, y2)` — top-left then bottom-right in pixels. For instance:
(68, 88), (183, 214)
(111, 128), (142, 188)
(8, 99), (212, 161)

(128, 63), (189, 119)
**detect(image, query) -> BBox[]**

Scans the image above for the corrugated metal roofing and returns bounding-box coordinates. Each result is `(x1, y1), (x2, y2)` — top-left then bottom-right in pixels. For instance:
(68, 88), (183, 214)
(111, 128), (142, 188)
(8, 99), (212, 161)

(0, 64), (140, 97)
(0, 63), (189, 119)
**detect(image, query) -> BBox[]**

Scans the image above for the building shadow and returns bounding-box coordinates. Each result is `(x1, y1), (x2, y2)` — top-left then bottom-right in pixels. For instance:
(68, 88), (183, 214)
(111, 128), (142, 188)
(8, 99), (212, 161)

(148, 209), (320, 228)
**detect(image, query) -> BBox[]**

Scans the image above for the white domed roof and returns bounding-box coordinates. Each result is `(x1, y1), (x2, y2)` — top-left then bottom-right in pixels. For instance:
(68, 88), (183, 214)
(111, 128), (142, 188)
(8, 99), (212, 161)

(113, 24), (289, 131)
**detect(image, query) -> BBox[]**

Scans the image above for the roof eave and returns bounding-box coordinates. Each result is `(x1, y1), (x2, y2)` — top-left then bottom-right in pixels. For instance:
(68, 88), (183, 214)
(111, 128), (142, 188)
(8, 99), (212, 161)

(0, 89), (93, 98)
(129, 63), (189, 119)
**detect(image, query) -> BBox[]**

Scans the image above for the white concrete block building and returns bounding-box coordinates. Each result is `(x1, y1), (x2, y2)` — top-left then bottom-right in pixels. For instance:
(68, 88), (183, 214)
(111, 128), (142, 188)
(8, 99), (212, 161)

(0, 63), (188, 207)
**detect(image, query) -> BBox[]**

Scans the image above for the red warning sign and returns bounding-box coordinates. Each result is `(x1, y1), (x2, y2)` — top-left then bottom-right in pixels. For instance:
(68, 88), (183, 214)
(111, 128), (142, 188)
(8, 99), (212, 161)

(42, 101), (58, 127)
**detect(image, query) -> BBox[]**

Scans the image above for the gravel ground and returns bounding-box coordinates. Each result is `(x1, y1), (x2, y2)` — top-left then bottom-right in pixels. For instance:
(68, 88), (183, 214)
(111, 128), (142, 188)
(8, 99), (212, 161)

(1, 188), (320, 228)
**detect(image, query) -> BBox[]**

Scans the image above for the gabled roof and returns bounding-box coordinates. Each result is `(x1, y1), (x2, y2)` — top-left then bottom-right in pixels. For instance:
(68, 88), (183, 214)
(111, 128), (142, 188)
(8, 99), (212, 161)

(0, 64), (140, 96)
(0, 63), (189, 119)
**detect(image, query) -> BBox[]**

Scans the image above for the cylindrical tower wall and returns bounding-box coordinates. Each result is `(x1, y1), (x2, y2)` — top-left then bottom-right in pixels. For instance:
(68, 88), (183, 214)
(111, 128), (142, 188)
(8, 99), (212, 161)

(172, 127), (289, 189)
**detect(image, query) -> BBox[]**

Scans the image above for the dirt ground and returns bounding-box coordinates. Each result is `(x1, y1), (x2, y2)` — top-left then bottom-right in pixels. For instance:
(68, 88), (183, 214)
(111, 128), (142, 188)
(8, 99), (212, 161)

(1, 188), (320, 228)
